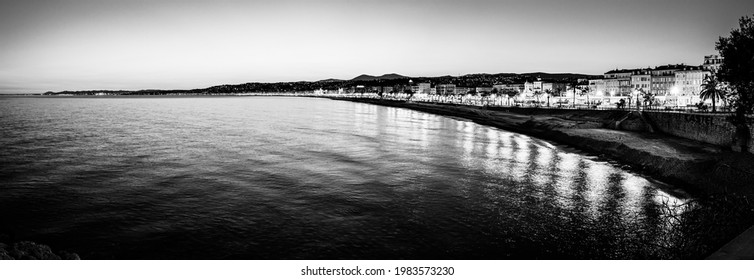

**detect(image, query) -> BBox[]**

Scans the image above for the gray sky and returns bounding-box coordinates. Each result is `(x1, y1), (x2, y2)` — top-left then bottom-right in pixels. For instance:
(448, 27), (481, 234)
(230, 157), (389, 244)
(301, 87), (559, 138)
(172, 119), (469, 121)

(0, 0), (751, 93)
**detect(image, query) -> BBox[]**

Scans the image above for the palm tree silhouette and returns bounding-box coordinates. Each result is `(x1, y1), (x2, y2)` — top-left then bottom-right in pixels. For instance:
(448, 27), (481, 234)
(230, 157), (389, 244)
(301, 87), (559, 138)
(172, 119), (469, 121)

(544, 89), (553, 107)
(533, 90), (544, 107)
(504, 88), (518, 106)
(699, 75), (726, 112)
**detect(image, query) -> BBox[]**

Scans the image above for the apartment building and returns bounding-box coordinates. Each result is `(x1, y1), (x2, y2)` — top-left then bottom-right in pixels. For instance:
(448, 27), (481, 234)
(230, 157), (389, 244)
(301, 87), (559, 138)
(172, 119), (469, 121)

(631, 73), (651, 92)
(588, 79), (606, 95)
(494, 84), (525, 93)
(703, 54), (723, 73)
(436, 84), (456, 95)
(417, 83), (432, 95)
(674, 66), (710, 106)
(650, 64), (685, 97)
(454, 87), (470, 95)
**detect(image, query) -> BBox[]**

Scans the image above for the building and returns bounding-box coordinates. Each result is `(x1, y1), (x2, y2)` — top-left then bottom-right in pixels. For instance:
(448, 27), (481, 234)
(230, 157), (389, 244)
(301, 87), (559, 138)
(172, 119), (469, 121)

(605, 79), (620, 97)
(703, 54), (723, 73)
(454, 87), (470, 95)
(604, 69), (637, 97)
(417, 83), (432, 95)
(524, 81), (544, 94)
(673, 66), (710, 106)
(493, 84), (525, 93)
(588, 79), (606, 95)
(436, 84), (456, 95)
(631, 72), (651, 93)
(650, 64), (685, 98)
(604, 69), (634, 79)
(475, 87), (493, 94)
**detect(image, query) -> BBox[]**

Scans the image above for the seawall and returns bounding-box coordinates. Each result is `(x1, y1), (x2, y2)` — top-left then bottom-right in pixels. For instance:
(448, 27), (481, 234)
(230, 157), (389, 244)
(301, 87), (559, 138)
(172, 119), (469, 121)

(330, 98), (754, 196)
(643, 112), (754, 153)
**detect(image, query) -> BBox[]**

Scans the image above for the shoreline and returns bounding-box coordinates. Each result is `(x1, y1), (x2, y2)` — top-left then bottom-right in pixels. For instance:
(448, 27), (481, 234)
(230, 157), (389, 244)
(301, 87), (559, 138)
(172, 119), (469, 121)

(328, 97), (754, 197)
(328, 97), (754, 259)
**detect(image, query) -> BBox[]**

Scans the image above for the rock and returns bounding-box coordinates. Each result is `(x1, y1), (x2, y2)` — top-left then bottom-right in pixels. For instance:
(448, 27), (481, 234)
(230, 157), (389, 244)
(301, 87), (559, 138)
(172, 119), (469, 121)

(58, 251), (81, 260)
(11, 241), (61, 260)
(0, 241), (83, 260)
(0, 241), (81, 260)
(0, 243), (14, 260)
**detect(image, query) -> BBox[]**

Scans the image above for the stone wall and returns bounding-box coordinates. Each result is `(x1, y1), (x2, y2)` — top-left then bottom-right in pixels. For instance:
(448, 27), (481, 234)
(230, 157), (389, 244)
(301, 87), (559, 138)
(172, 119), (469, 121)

(643, 112), (754, 153)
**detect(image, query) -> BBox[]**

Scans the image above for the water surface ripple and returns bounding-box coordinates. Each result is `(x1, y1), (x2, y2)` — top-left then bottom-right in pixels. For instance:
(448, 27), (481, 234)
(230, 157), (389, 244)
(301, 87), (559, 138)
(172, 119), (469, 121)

(0, 96), (690, 259)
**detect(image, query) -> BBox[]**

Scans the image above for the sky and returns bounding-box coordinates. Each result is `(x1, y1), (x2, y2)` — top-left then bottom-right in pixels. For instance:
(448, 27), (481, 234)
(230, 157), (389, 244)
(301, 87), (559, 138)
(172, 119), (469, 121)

(0, 0), (752, 93)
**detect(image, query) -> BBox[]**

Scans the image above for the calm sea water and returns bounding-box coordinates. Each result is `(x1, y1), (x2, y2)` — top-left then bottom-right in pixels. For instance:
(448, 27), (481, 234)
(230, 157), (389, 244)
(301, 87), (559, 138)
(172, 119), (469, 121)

(1, 96), (692, 259)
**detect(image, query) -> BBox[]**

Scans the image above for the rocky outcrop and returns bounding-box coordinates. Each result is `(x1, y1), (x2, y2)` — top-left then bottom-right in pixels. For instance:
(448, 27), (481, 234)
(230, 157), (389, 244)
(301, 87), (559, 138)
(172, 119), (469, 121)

(0, 241), (80, 260)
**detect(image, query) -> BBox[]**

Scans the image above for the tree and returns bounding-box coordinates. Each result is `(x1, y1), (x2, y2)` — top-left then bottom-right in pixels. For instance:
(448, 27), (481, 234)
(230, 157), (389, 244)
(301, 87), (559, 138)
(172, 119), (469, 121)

(617, 99), (626, 110)
(699, 75), (726, 112)
(467, 89), (477, 105)
(717, 14), (754, 152)
(635, 88), (647, 110)
(503, 88), (519, 106)
(544, 89), (553, 107)
(404, 88), (415, 101)
(641, 89), (656, 109)
(491, 88), (500, 106)
(533, 90), (544, 107)
(579, 88), (589, 108)
(569, 81), (578, 107)
(479, 90), (490, 107)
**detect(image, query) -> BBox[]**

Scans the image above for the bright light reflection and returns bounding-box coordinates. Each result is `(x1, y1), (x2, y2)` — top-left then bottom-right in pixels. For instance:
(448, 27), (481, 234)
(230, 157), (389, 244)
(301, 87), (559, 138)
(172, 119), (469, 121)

(554, 152), (579, 207)
(620, 173), (647, 214)
(584, 161), (610, 216)
(532, 144), (553, 187)
(485, 129), (499, 159)
(510, 136), (530, 179)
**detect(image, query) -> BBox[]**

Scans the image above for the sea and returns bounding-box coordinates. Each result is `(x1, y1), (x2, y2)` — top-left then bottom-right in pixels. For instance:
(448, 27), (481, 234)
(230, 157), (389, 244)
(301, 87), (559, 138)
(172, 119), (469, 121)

(0, 96), (695, 259)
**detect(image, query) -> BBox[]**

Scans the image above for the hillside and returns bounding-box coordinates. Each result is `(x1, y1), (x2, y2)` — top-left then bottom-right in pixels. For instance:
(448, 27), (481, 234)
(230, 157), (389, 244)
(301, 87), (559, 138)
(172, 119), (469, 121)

(351, 73), (409, 81)
(42, 72), (597, 95)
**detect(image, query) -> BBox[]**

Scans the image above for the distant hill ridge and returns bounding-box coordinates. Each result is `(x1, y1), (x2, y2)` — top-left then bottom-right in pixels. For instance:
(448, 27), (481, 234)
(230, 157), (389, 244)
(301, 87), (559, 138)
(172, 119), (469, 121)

(351, 73), (409, 81)
(42, 72), (599, 95)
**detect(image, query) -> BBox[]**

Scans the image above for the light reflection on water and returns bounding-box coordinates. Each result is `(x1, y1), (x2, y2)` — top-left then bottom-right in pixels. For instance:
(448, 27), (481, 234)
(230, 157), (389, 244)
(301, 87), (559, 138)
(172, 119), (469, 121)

(0, 96), (689, 259)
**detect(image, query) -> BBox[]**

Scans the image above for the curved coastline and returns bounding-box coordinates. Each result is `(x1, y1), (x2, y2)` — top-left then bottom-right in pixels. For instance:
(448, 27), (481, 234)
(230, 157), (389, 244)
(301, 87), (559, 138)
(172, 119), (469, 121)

(327, 97), (754, 259)
(327, 97), (754, 197)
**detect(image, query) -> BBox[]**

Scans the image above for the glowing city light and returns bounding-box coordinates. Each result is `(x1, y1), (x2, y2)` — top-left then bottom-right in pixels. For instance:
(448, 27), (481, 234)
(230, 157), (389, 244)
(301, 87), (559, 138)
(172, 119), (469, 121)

(670, 86), (681, 95)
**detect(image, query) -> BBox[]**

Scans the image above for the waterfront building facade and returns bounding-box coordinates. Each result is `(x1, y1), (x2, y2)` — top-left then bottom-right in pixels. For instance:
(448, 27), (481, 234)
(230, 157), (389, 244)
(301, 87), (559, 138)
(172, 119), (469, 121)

(650, 65), (684, 100)
(494, 84), (525, 93)
(605, 79), (619, 97)
(542, 82), (567, 94)
(524, 81), (544, 95)
(631, 73), (651, 91)
(344, 58), (717, 108)
(674, 66), (710, 106)
(436, 84), (456, 96)
(588, 79), (607, 100)
(703, 54), (723, 73)
(417, 83), (432, 95)
(475, 87), (493, 94)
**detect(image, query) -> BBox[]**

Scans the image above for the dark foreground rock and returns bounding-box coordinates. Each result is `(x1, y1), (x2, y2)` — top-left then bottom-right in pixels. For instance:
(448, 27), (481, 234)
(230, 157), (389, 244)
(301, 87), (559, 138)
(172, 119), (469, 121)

(0, 241), (80, 260)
